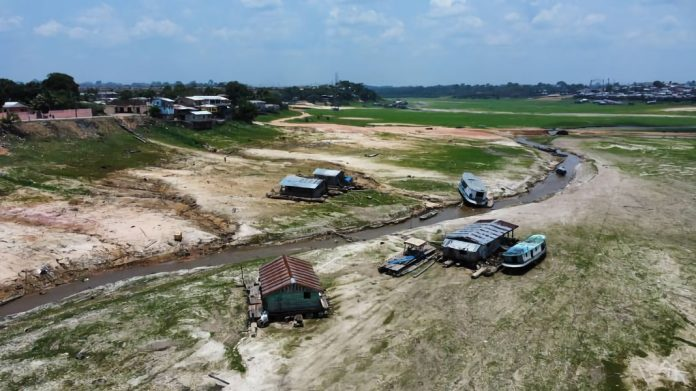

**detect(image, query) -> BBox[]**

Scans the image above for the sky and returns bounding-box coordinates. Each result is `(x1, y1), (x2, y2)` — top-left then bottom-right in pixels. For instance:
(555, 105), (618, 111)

(0, 0), (694, 86)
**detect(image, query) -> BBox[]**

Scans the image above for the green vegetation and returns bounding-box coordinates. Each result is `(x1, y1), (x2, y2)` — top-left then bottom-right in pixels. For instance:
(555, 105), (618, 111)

(256, 109), (300, 122)
(0, 132), (167, 196)
(586, 137), (696, 179)
(294, 106), (696, 129)
(142, 121), (282, 151)
(381, 142), (530, 176)
(390, 178), (453, 193)
(412, 97), (696, 115)
(0, 262), (250, 389)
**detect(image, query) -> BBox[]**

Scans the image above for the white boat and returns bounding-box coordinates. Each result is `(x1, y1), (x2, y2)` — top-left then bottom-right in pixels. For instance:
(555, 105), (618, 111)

(458, 172), (491, 207)
(501, 234), (546, 268)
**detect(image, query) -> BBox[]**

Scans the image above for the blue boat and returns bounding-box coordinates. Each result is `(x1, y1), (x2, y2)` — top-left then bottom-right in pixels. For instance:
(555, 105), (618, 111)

(458, 172), (491, 207)
(501, 234), (546, 268)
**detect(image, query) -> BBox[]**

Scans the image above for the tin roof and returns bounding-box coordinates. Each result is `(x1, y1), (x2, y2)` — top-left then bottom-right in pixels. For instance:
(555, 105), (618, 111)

(313, 168), (342, 177)
(154, 97), (175, 102)
(404, 237), (426, 247)
(186, 95), (230, 101)
(259, 255), (323, 296)
(280, 175), (325, 189)
(190, 110), (212, 115)
(460, 172), (487, 192)
(2, 102), (27, 109)
(504, 234), (546, 256)
(445, 219), (518, 245)
(442, 238), (481, 252)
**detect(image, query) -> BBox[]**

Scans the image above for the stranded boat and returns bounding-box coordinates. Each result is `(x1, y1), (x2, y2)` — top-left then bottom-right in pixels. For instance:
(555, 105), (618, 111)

(555, 165), (567, 176)
(501, 234), (546, 268)
(458, 172), (491, 207)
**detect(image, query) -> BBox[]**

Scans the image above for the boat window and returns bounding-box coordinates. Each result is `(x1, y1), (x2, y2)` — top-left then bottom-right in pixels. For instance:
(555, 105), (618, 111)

(476, 191), (484, 198)
(541, 243), (546, 251)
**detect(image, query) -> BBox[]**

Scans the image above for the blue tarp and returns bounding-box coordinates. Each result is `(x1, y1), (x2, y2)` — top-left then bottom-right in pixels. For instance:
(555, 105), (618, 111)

(387, 255), (416, 265)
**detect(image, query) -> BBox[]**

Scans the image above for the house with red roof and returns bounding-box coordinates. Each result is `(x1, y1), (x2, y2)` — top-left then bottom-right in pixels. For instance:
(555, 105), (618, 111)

(258, 255), (328, 316)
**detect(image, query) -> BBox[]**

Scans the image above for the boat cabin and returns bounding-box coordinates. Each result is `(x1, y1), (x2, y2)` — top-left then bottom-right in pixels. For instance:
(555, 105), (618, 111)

(313, 168), (353, 187)
(279, 175), (328, 199)
(259, 255), (329, 316)
(501, 234), (546, 268)
(458, 172), (490, 206)
(442, 219), (518, 263)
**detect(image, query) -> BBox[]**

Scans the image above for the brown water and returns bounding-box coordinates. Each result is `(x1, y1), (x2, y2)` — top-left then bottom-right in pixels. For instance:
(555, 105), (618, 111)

(0, 141), (580, 317)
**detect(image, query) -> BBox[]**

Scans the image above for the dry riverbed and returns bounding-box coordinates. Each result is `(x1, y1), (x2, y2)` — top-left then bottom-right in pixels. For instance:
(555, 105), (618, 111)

(0, 136), (693, 390)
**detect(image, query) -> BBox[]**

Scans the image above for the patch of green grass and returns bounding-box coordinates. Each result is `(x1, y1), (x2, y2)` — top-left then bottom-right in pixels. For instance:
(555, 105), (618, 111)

(381, 142), (530, 176)
(292, 107), (696, 129)
(370, 340), (389, 355)
(390, 178), (453, 193)
(142, 121), (282, 151)
(225, 344), (246, 373)
(383, 310), (395, 325)
(256, 109), (300, 122)
(0, 132), (167, 195)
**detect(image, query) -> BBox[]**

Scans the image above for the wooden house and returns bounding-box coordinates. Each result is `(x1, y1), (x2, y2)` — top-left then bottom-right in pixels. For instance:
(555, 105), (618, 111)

(259, 255), (328, 316)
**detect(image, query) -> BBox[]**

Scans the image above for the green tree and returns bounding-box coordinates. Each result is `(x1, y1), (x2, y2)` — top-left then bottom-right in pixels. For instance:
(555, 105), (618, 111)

(148, 106), (162, 118)
(42, 73), (79, 95)
(119, 90), (134, 100)
(225, 81), (252, 107)
(30, 93), (52, 113)
(233, 100), (257, 123)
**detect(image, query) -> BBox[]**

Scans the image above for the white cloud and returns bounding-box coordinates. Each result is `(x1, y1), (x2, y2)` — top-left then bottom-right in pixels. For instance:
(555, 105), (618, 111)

(240, 0), (282, 8)
(327, 6), (405, 42)
(0, 15), (22, 31)
(132, 18), (180, 37)
(504, 12), (521, 22)
(531, 3), (563, 25)
(580, 13), (606, 26)
(34, 20), (64, 36)
(429, 0), (468, 18)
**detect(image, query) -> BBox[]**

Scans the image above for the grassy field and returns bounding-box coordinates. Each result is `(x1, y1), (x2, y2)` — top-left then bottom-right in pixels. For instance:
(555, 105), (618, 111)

(410, 97), (696, 115)
(586, 137), (696, 179)
(0, 131), (168, 196)
(292, 97), (696, 129)
(142, 121), (283, 151)
(0, 263), (250, 390)
(255, 109), (299, 122)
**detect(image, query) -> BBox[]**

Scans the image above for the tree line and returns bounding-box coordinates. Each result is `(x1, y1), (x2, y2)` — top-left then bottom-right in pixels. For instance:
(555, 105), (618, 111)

(0, 73), (80, 111)
(371, 82), (585, 99)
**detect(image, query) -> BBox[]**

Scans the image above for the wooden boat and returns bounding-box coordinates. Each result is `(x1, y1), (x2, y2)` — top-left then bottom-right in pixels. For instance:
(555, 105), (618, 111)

(378, 238), (436, 277)
(501, 234), (546, 268)
(458, 172), (491, 207)
(419, 210), (439, 220)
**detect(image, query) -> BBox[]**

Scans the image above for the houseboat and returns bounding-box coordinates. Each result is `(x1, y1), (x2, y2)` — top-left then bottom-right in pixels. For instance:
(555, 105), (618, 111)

(458, 172), (491, 207)
(501, 234), (546, 268)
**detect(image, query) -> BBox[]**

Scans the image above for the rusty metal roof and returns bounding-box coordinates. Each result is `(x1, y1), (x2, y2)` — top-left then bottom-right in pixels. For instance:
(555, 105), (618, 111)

(445, 219), (518, 245)
(259, 255), (323, 296)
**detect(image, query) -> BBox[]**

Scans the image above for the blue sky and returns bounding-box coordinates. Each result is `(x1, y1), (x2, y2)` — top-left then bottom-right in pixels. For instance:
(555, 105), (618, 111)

(0, 0), (694, 86)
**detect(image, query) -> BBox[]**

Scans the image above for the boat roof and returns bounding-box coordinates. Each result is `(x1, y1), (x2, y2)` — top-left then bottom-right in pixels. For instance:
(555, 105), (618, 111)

(460, 172), (486, 192)
(404, 237), (426, 247)
(313, 168), (342, 177)
(442, 238), (481, 252)
(445, 219), (518, 245)
(504, 234), (546, 256)
(280, 175), (325, 189)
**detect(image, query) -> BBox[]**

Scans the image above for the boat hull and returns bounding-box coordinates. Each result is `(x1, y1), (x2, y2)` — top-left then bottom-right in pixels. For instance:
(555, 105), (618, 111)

(502, 247), (546, 268)
(458, 185), (489, 207)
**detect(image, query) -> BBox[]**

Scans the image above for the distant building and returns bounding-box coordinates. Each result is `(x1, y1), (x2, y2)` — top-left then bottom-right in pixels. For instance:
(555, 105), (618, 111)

(104, 99), (148, 115)
(442, 219), (518, 263)
(151, 97), (175, 117)
(279, 175), (327, 199)
(179, 95), (230, 115)
(313, 168), (352, 187)
(2, 102), (29, 113)
(259, 255), (328, 316)
(184, 110), (213, 130)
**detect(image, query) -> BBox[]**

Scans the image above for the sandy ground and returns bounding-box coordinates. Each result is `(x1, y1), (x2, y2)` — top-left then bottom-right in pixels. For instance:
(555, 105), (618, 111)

(0, 116), (551, 301)
(224, 138), (695, 390)
(662, 106), (696, 112)
(270, 111), (502, 140)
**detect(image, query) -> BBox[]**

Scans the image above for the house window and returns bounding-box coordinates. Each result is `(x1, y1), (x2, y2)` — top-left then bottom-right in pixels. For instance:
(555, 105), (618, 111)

(304, 292), (311, 299)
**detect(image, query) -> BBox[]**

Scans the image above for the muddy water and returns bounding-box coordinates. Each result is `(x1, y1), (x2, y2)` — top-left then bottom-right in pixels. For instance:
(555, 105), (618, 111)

(0, 142), (580, 317)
